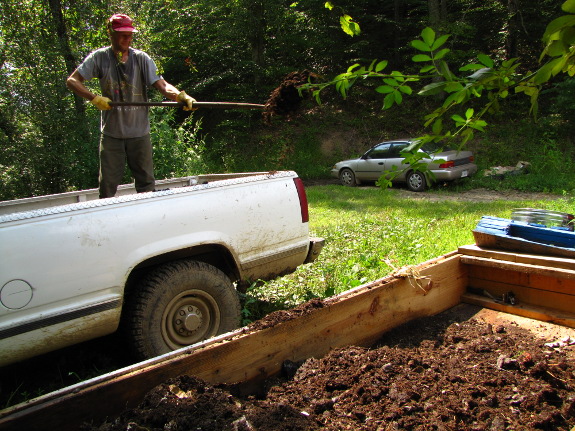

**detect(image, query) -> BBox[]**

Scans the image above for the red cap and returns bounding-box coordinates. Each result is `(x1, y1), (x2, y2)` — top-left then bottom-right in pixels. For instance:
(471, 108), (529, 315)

(109, 14), (138, 32)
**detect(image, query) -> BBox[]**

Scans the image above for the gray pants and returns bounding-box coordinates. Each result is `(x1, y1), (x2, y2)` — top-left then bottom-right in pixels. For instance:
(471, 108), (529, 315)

(99, 134), (155, 198)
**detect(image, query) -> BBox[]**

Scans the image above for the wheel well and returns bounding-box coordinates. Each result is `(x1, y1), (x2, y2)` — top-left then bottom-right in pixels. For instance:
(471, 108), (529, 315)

(124, 245), (240, 299)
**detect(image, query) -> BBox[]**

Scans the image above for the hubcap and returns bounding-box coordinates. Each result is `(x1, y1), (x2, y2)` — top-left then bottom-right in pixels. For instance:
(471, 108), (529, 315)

(341, 170), (353, 185)
(409, 174), (423, 190)
(173, 305), (203, 333)
(161, 290), (221, 350)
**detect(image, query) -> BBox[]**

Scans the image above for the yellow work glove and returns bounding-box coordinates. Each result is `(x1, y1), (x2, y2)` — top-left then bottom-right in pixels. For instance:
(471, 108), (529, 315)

(90, 95), (112, 110)
(177, 91), (197, 111)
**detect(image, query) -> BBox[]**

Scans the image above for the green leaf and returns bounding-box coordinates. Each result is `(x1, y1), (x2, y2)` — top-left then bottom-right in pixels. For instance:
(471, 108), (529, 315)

(434, 48), (450, 61)
(470, 120), (487, 131)
(432, 119), (443, 134)
(383, 78), (398, 86)
(437, 61), (453, 80)
(421, 27), (436, 46)
(394, 91), (403, 104)
(348, 21), (361, 36)
(412, 54), (432, 62)
(375, 85), (394, 94)
(420, 65), (435, 73)
(551, 55), (568, 74)
(411, 40), (432, 52)
(543, 15), (575, 42)
(375, 60), (388, 72)
(456, 89), (469, 103)
(477, 54), (494, 68)
(443, 91), (460, 107)
(383, 92), (395, 109)
(562, 0), (575, 13)
(444, 82), (463, 92)
(325, 2), (334, 10)
(399, 85), (412, 95)
(419, 81), (447, 96)
(459, 64), (485, 72)
(561, 26), (575, 45)
(461, 129), (475, 144)
(431, 34), (449, 50)
(346, 63), (360, 73)
(340, 15), (360, 37)
(546, 39), (568, 57)
(465, 108), (474, 119)
(451, 114), (465, 123)
(431, 118), (443, 135)
(467, 67), (493, 81)
(534, 59), (560, 84)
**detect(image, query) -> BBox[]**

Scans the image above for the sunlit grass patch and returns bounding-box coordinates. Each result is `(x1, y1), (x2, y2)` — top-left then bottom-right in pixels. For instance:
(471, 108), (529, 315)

(241, 185), (574, 322)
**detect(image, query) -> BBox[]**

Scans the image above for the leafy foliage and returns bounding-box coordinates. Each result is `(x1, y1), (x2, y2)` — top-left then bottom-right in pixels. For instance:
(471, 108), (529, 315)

(0, 0), (571, 200)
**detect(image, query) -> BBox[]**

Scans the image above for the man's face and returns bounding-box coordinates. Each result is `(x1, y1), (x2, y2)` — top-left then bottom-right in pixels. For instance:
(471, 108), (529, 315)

(110, 31), (133, 53)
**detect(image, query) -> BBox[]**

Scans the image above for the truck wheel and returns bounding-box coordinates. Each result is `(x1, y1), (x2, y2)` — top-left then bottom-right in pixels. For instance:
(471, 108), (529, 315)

(125, 259), (241, 360)
(406, 171), (426, 192)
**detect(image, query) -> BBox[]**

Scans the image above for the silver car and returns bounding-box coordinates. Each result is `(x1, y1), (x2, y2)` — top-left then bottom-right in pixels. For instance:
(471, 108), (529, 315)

(331, 139), (477, 192)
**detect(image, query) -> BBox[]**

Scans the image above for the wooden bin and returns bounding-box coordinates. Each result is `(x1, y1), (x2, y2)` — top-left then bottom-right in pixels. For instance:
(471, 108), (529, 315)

(1, 246), (574, 431)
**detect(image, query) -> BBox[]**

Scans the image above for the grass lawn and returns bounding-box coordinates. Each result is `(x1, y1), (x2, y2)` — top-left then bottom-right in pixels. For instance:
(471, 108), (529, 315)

(242, 185), (574, 323)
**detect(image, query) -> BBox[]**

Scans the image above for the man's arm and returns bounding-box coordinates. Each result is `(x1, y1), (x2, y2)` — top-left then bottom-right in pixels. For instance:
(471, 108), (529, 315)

(152, 79), (181, 101)
(66, 70), (96, 101)
(66, 69), (111, 110)
(154, 79), (196, 111)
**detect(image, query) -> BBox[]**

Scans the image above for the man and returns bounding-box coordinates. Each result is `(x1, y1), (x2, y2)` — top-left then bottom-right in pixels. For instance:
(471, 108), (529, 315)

(66, 13), (195, 198)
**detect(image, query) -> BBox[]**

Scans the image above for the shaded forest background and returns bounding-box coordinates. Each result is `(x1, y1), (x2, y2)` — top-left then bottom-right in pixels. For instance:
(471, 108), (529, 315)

(1, 0), (574, 200)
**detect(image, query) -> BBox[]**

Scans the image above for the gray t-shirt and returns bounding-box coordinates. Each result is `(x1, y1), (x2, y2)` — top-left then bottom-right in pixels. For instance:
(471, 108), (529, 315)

(78, 47), (162, 138)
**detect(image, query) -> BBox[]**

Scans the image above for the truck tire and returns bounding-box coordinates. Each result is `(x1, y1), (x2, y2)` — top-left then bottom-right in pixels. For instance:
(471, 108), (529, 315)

(125, 259), (241, 360)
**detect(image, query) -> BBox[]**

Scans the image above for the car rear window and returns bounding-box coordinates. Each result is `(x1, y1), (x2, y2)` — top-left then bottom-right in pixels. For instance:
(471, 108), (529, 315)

(421, 142), (452, 153)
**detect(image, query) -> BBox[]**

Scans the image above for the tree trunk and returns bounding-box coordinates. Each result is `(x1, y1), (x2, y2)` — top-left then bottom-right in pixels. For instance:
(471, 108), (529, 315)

(46, 0), (85, 115)
(246, 0), (265, 87)
(506, 0), (519, 59)
(393, 0), (401, 64)
(429, 0), (441, 29)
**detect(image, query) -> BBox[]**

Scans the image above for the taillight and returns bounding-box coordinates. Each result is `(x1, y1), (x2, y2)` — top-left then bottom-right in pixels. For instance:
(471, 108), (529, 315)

(293, 177), (309, 223)
(469, 156), (475, 162)
(439, 161), (455, 168)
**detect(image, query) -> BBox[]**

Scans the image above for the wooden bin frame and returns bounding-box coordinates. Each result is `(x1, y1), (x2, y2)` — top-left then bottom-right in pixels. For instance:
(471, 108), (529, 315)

(0, 246), (574, 431)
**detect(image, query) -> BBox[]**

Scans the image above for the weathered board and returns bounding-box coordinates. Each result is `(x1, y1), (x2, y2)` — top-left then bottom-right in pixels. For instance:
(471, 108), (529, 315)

(459, 245), (575, 328)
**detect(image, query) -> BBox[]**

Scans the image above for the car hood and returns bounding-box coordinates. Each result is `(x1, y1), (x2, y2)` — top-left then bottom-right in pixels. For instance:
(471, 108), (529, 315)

(335, 158), (361, 165)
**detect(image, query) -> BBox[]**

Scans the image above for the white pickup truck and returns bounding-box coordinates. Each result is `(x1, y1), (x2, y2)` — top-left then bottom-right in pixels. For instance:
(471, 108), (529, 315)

(0, 171), (323, 366)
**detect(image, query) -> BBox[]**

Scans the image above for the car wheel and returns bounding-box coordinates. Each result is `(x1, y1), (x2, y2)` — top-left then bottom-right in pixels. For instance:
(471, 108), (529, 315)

(406, 171), (426, 192)
(339, 168), (357, 187)
(124, 259), (241, 360)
